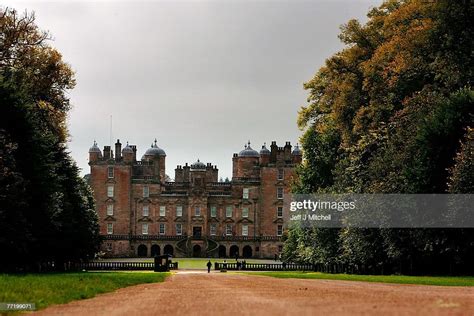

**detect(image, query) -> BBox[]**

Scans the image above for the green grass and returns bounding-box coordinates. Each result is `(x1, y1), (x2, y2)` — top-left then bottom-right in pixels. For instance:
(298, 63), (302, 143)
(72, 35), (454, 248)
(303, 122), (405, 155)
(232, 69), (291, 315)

(130, 258), (274, 269)
(242, 271), (474, 286)
(0, 271), (169, 311)
(171, 258), (271, 269)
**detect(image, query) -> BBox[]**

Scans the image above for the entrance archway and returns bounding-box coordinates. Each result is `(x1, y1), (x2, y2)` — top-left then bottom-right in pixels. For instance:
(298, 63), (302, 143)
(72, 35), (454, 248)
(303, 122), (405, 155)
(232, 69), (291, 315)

(229, 245), (239, 258)
(137, 244), (147, 257)
(163, 244), (174, 256)
(151, 244), (160, 257)
(218, 245), (226, 258)
(243, 245), (252, 258)
(193, 244), (202, 257)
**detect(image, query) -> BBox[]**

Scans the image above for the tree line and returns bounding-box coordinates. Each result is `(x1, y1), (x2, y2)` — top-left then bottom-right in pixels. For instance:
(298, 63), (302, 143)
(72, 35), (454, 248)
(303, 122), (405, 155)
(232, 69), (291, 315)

(0, 8), (100, 272)
(285, 0), (473, 275)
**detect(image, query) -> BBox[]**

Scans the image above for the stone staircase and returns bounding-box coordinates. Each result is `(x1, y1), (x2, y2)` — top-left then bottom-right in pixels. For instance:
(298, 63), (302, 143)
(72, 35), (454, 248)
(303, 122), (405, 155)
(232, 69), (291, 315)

(176, 236), (220, 257)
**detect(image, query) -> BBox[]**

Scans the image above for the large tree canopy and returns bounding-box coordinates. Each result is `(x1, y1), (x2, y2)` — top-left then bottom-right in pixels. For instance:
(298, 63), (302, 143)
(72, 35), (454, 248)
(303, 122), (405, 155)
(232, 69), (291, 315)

(286, 0), (473, 275)
(0, 8), (100, 272)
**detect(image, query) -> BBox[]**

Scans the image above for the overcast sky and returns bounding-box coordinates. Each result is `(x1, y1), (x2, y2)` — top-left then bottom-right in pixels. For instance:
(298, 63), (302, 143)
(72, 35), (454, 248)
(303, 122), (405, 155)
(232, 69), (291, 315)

(6, 0), (381, 179)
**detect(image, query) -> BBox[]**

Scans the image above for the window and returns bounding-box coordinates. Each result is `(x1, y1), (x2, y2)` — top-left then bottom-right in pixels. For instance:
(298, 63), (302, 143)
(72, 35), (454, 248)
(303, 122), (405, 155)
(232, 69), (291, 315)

(242, 207), (249, 218)
(226, 205), (233, 218)
(277, 187), (284, 199)
(210, 206), (217, 218)
(107, 185), (114, 198)
(278, 168), (284, 180)
(142, 223), (149, 235)
(277, 225), (283, 236)
(107, 223), (113, 234)
(108, 166), (114, 178)
(159, 223), (165, 235)
(242, 224), (248, 236)
(159, 206), (166, 217)
(106, 204), (114, 216)
(143, 205), (149, 217)
(176, 223), (182, 236)
(176, 205), (183, 217)
(226, 224), (232, 236)
(210, 223), (217, 236)
(143, 186), (149, 198)
(195, 206), (201, 216)
(243, 188), (249, 199)
(277, 206), (283, 218)
(278, 245), (283, 252)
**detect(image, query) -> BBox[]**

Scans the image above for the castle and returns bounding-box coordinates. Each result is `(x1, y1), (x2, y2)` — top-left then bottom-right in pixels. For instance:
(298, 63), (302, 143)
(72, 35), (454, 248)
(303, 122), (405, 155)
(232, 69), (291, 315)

(88, 139), (301, 258)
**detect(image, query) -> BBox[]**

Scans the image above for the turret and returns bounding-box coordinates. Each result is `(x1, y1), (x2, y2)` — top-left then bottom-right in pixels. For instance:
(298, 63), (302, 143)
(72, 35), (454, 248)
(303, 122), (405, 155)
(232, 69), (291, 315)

(292, 143), (302, 164)
(141, 139), (166, 182)
(233, 141), (260, 178)
(259, 142), (270, 166)
(88, 141), (102, 163)
(122, 142), (134, 163)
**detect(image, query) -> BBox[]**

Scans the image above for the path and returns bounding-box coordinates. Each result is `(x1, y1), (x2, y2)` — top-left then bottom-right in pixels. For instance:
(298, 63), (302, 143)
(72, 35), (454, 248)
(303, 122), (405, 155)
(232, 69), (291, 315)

(33, 271), (474, 316)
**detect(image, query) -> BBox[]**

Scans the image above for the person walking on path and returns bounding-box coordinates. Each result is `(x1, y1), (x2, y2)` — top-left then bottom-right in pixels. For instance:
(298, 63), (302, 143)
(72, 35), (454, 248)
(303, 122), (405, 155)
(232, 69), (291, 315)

(206, 260), (212, 273)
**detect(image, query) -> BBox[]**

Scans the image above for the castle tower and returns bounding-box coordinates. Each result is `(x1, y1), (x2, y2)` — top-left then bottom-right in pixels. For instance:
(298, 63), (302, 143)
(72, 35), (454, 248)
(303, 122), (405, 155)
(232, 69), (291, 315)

(259, 142), (270, 166)
(88, 141), (102, 162)
(233, 141), (260, 178)
(292, 143), (302, 164)
(141, 139), (166, 182)
(122, 142), (134, 163)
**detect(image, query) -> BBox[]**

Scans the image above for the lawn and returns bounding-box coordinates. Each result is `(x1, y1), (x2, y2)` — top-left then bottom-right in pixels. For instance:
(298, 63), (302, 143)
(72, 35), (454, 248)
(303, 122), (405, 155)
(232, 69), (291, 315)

(0, 271), (169, 312)
(243, 271), (474, 287)
(97, 258), (276, 269)
(171, 258), (273, 269)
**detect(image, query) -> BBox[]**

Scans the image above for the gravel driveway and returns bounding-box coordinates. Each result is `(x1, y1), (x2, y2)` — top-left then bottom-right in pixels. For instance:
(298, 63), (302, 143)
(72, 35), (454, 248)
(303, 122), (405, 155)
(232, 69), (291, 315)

(33, 271), (474, 316)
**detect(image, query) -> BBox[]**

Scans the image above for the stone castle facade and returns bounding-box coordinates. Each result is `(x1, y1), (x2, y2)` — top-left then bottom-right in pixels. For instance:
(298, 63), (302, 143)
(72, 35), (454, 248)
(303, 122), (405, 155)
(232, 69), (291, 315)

(88, 139), (301, 258)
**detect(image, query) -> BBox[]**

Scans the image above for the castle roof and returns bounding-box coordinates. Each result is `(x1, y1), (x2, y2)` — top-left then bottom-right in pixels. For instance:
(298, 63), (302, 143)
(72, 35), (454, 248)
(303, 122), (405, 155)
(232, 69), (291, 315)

(191, 159), (206, 170)
(142, 139), (166, 158)
(122, 142), (133, 154)
(260, 142), (270, 155)
(292, 143), (302, 156)
(238, 141), (259, 158)
(89, 141), (102, 155)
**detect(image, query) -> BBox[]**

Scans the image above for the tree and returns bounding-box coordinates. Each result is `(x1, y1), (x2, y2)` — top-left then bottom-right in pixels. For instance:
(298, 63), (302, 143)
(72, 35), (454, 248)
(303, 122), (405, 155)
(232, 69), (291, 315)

(288, 0), (474, 275)
(0, 8), (99, 271)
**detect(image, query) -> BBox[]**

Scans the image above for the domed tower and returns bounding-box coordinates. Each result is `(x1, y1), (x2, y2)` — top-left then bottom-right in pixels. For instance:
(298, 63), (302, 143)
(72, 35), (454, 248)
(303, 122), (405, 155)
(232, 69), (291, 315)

(89, 140), (102, 162)
(259, 142), (271, 166)
(233, 141), (260, 178)
(190, 159), (206, 185)
(190, 159), (206, 171)
(122, 142), (134, 163)
(141, 139), (166, 182)
(292, 143), (302, 164)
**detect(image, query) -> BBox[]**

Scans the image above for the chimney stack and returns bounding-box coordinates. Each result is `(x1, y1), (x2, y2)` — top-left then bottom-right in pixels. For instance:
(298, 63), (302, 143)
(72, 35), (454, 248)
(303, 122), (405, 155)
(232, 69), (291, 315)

(115, 139), (122, 161)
